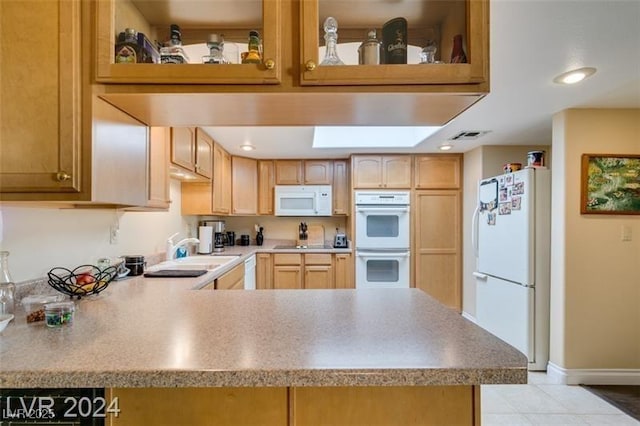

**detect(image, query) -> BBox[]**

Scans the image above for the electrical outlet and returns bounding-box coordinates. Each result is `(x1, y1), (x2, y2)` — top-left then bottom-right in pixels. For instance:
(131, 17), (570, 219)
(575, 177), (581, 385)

(110, 226), (119, 244)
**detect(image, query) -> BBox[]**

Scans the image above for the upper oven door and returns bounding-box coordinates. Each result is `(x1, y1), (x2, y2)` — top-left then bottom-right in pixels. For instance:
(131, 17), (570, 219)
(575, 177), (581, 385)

(355, 205), (410, 249)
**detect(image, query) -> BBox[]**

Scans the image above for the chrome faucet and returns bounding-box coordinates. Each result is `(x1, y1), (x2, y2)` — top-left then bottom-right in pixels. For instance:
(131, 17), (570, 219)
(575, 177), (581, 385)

(166, 232), (200, 261)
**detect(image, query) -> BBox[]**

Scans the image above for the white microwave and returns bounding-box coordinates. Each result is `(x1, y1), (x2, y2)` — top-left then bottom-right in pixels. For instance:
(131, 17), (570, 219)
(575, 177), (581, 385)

(274, 185), (332, 216)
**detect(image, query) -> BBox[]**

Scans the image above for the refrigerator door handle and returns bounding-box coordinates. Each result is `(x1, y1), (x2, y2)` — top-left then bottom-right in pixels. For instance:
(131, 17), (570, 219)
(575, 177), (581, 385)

(473, 271), (488, 280)
(472, 205), (480, 257)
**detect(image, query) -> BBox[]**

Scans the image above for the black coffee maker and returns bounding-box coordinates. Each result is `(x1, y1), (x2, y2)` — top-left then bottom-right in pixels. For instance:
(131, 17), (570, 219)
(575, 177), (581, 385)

(214, 232), (225, 252)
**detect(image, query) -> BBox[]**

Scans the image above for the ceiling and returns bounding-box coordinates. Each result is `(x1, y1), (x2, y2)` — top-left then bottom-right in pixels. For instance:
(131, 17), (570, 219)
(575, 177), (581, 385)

(203, 0), (640, 159)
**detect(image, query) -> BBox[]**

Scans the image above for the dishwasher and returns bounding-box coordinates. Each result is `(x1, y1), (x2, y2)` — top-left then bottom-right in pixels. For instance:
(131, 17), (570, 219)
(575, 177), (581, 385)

(244, 255), (256, 290)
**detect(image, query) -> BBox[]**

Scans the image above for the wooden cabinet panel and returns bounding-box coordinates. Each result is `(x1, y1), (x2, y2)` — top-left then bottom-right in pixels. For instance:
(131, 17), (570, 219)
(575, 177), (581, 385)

(304, 160), (333, 185)
(305, 265), (334, 289)
(231, 156), (258, 215)
(146, 127), (170, 209)
(195, 129), (213, 179)
(216, 263), (245, 290)
(170, 127), (196, 172)
(305, 254), (332, 265)
(0, 0), (81, 194)
(415, 155), (462, 189)
(273, 253), (302, 265)
(273, 266), (303, 289)
(106, 387), (287, 426)
(258, 160), (275, 215)
(275, 160), (303, 185)
(332, 160), (350, 215)
(256, 253), (273, 289)
(181, 182), (212, 215)
(414, 190), (461, 311)
(334, 253), (354, 289)
(212, 143), (231, 214)
(352, 156), (383, 188)
(383, 156), (412, 188)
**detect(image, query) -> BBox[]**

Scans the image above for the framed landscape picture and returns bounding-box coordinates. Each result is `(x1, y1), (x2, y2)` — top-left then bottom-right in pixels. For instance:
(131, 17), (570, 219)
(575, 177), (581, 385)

(581, 154), (640, 215)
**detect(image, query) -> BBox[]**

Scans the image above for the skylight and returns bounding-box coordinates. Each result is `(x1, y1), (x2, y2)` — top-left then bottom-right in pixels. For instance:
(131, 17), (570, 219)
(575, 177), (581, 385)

(312, 126), (442, 149)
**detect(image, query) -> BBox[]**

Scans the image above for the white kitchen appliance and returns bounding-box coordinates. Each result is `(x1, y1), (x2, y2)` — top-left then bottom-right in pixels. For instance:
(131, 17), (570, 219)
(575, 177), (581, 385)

(274, 185), (332, 216)
(473, 168), (551, 370)
(355, 191), (411, 288)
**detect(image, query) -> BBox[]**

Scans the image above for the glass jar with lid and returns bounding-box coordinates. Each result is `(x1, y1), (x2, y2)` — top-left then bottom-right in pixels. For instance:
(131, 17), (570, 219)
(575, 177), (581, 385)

(0, 251), (16, 315)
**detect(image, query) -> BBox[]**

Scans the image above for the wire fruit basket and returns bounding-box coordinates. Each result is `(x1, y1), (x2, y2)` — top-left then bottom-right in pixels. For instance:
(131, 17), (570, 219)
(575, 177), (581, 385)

(48, 265), (117, 299)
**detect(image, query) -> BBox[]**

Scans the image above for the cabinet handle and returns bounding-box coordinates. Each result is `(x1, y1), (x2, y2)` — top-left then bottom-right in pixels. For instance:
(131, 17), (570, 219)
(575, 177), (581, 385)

(56, 171), (71, 182)
(264, 59), (275, 70)
(305, 60), (317, 71)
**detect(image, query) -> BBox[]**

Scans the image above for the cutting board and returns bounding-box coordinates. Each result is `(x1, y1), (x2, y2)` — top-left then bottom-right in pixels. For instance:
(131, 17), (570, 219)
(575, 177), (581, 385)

(306, 224), (325, 246)
(143, 270), (207, 278)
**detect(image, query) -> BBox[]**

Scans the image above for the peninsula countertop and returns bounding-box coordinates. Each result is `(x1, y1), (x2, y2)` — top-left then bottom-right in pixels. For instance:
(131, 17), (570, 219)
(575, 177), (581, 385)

(0, 277), (527, 388)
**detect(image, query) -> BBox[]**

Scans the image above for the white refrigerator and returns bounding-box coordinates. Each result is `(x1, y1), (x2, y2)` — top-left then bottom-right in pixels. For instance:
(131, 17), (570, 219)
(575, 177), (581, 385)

(473, 168), (551, 371)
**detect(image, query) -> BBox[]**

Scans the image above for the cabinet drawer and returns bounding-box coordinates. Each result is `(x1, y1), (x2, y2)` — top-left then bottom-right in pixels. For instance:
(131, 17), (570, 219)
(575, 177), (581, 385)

(273, 253), (302, 265)
(305, 254), (332, 265)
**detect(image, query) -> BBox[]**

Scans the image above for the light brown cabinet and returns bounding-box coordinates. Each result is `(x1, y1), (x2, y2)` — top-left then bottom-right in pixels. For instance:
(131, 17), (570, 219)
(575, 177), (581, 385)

(304, 254), (334, 289)
(334, 253), (354, 289)
(258, 160), (275, 215)
(332, 160), (350, 215)
(414, 190), (462, 311)
(256, 253), (273, 289)
(213, 143), (232, 215)
(304, 160), (333, 185)
(145, 127), (170, 209)
(170, 128), (212, 180)
(414, 155), (462, 189)
(275, 160), (303, 185)
(352, 155), (412, 189)
(231, 156), (258, 215)
(216, 263), (245, 290)
(273, 253), (303, 289)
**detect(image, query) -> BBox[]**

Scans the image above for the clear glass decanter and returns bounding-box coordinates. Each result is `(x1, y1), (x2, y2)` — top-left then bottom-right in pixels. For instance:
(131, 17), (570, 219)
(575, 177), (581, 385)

(0, 251), (16, 315)
(320, 17), (344, 66)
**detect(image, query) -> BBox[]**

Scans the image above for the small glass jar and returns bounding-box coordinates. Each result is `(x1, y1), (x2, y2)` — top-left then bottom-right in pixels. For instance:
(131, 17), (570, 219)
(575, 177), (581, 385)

(44, 301), (75, 328)
(0, 251), (16, 315)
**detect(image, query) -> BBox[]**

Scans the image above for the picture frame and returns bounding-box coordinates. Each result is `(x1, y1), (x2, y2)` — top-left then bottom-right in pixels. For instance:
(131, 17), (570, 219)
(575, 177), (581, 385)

(580, 154), (640, 215)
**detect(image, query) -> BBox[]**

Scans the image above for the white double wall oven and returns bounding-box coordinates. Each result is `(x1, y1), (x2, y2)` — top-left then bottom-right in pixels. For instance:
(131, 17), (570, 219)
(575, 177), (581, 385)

(355, 191), (411, 289)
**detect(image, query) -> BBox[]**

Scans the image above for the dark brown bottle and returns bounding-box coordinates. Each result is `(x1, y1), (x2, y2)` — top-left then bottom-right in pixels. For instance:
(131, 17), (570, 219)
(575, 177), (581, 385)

(382, 18), (407, 64)
(450, 34), (468, 63)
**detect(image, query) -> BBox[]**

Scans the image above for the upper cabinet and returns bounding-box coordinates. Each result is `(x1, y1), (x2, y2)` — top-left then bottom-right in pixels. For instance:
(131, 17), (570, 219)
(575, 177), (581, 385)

(95, 0), (282, 84)
(414, 155), (461, 189)
(352, 155), (412, 189)
(231, 156), (258, 215)
(275, 160), (304, 185)
(304, 160), (333, 185)
(170, 128), (213, 180)
(299, 0), (488, 86)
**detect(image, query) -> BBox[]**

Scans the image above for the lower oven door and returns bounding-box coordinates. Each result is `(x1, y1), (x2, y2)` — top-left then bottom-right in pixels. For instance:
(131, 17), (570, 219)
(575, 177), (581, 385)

(355, 250), (410, 289)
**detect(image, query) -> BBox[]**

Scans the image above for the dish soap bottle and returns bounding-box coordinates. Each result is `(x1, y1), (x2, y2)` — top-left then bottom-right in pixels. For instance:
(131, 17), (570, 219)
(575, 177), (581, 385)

(0, 251), (16, 315)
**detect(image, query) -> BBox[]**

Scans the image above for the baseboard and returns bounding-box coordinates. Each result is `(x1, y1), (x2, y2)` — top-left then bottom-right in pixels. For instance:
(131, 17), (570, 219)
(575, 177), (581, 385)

(461, 311), (476, 323)
(547, 362), (640, 385)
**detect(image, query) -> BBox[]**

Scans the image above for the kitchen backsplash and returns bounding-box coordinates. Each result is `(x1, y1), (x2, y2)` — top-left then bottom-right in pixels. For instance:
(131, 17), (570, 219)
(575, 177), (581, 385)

(220, 216), (348, 243)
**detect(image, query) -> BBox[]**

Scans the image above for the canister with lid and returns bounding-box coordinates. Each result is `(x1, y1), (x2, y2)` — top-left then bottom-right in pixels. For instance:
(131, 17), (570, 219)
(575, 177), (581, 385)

(123, 255), (145, 276)
(358, 29), (382, 65)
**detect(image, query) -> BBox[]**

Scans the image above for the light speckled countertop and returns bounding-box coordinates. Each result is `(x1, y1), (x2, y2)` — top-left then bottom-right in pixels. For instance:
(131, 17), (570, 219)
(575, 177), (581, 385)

(0, 241), (527, 389)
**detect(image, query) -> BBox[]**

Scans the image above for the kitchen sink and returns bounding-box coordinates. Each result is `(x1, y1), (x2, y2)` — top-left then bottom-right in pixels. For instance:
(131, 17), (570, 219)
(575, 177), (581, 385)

(146, 255), (241, 272)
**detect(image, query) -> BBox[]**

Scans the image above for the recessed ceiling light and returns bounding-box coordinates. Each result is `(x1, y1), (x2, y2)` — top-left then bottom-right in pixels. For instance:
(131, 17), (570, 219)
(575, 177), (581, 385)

(439, 143), (453, 151)
(553, 67), (597, 85)
(240, 143), (255, 152)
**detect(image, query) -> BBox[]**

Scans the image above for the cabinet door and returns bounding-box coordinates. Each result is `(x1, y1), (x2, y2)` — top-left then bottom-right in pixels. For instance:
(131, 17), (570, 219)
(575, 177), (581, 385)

(0, 0), (81, 194)
(415, 155), (461, 189)
(304, 160), (333, 185)
(171, 127), (196, 172)
(273, 266), (303, 289)
(212, 144), (231, 214)
(299, 0), (489, 87)
(147, 127), (170, 208)
(217, 263), (245, 290)
(305, 265), (334, 289)
(195, 129), (213, 179)
(414, 190), (461, 311)
(232, 156), (258, 215)
(256, 253), (273, 289)
(352, 156), (383, 188)
(258, 160), (275, 215)
(275, 160), (303, 185)
(95, 0), (282, 84)
(181, 182), (213, 215)
(334, 253), (354, 289)
(382, 156), (412, 188)
(332, 160), (350, 215)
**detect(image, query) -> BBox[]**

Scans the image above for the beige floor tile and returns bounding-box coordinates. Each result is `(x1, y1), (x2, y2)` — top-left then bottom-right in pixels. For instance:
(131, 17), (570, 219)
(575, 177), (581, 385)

(537, 384), (622, 415)
(524, 413), (590, 425)
(528, 371), (559, 385)
(482, 385), (519, 413)
(582, 414), (640, 425)
(488, 384), (569, 414)
(482, 413), (534, 425)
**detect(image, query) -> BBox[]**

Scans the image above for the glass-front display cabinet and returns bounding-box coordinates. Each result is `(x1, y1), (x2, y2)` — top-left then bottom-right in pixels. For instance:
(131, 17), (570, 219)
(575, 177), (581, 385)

(95, 0), (282, 84)
(299, 0), (488, 86)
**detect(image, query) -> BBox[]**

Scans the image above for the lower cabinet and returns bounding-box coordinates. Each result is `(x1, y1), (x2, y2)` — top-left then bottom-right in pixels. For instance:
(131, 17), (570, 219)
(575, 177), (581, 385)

(304, 254), (333, 289)
(105, 385), (479, 426)
(334, 253), (354, 289)
(256, 253), (273, 289)
(273, 254), (303, 289)
(216, 263), (245, 290)
(265, 253), (352, 290)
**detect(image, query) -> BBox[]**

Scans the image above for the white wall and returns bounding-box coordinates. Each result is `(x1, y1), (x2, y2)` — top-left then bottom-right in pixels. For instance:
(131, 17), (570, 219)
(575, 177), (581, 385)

(0, 180), (196, 283)
(550, 109), (640, 376)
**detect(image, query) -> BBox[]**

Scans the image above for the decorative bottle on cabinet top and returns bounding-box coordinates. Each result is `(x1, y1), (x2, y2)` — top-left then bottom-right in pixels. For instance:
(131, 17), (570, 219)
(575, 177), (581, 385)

(0, 251), (16, 315)
(450, 34), (468, 63)
(242, 30), (262, 64)
(382, 17), (408, 64)
(160, 24), (190, 64)
(320, 17), (344, 66)
(203, 33), (228, 64)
